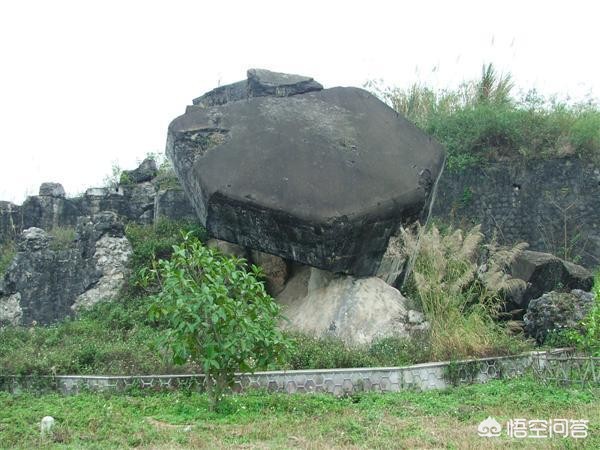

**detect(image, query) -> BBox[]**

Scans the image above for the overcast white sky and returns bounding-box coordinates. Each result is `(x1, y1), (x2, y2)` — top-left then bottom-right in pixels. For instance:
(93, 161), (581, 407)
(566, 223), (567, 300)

(1, 0), (599, 203)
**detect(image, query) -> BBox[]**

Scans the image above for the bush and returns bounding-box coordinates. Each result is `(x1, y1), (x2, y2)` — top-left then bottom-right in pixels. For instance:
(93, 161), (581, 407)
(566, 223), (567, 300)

(147, 233), (292, 408)
(570, 111), (600, 160)
(284, 333), (374, 370)
(426, 103), (525, 169)
(367, 63), (600, 169)
(401, 224), (531, 360)
(564, 273), (600, 356)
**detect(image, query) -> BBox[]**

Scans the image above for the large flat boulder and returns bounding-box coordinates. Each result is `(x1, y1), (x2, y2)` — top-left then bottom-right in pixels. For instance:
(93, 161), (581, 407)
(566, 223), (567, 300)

(167, 69), (445, 276)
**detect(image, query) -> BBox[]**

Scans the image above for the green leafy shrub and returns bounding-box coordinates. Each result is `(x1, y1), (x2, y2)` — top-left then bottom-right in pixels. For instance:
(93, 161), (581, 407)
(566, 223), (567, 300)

(151, 154), (182, 191)
(118, 171), (133, 186)
(564, 273), (600, 356)
(147, 233), (292, 408)
(103, 161), (123, 190)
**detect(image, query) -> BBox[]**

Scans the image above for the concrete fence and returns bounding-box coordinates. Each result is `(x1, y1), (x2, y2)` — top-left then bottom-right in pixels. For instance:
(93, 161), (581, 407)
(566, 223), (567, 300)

(0, 349), (572, 396)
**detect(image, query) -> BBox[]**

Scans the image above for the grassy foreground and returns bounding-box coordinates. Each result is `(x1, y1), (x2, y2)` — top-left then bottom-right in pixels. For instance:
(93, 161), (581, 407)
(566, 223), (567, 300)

(0, 377), (597, 449)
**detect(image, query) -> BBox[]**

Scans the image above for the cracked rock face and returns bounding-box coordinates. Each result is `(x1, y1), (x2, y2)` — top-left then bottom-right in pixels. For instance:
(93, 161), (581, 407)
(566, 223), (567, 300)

(0, 212), (132, 325)
(524, 289), (595, 343)
(0, 293), (22, 326)
(72, 234), (132, 312)
(167, 69), (445, 276)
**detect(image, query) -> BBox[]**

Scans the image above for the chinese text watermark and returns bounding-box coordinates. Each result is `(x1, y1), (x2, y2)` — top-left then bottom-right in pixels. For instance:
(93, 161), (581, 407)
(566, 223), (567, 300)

(478, 417), (589, 439)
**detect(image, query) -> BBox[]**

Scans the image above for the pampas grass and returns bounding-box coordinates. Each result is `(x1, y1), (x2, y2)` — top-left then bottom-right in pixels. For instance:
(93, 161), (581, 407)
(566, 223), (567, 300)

(401, 224), (530, 360)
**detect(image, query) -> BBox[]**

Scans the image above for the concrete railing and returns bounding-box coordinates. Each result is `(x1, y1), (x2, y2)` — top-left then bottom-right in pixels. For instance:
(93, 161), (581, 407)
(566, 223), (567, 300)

(0, 349), (572, 396)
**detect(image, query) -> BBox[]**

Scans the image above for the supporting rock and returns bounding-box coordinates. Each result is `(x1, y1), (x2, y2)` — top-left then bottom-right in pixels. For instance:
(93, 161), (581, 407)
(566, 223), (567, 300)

(276, 266), (417, 345)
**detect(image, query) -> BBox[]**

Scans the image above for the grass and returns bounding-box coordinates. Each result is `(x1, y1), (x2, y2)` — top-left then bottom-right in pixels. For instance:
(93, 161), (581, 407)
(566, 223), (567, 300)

(285, 333), (431, 370)
(47, 227), (76, 251)
(367, 63), (600, 170)
(0, 293), (526, 376)
(0, 300), (188, 376)
(401, 224), (532, 361)
(0, 377), (597, 448)
(0, 220), (535, 377)
(0, 238), (16, 277)
(0, 298), (433, 376)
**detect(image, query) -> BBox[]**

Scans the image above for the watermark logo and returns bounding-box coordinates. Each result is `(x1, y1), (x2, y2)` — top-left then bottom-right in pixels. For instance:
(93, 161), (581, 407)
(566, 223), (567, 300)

(478, 417), (589, 439)
(477, 417), (502, 437)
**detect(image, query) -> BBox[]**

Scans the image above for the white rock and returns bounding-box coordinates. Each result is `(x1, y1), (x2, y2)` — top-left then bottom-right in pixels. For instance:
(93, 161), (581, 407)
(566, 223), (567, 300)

(72, 235), (132, 311)
(0, 293), (22, 326)
(276, 266), (410, 345)
(206, 238), (248, 258)
(40, 416), (55, 436)
(408, 309), (425, 324)
(85, 187), (108, 197)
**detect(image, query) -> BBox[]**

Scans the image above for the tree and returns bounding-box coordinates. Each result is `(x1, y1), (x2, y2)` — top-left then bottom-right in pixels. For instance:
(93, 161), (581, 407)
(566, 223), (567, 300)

(146, 233), (292, 408)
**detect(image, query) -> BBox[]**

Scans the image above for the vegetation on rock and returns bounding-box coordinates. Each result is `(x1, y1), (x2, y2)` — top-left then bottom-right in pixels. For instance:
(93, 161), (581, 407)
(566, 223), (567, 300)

(0, 219), (543, 377)
(563, 273), (600, 356)
(0, 238), (16, 277)
(368, 63), (600, 170)
(47, 226), (77, 251)
(124, 219), (207, 297)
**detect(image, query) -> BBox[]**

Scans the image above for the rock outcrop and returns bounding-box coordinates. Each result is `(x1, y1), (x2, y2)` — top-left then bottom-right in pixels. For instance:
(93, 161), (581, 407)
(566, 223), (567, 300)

(0, 212), (132, 325)
(39, 182), (66, 198)
(206, 238), (290, 296)
(167, 69), (445, 276)
(250, 249), (289, 296)
(121, 157), (158, 184)
(0, 158), (202, 326)
(524, 289), (595, 343)
(508, 250), (594, 309)
(193, 68), (323, 107)
(0, 161), (197, 246)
